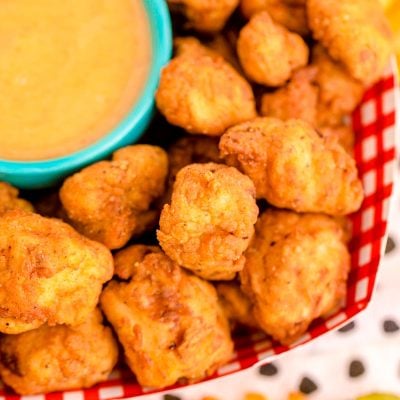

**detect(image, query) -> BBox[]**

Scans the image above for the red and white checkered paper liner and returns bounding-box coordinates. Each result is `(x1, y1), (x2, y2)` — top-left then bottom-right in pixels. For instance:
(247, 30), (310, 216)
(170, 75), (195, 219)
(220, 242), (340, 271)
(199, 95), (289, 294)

(0, 60), (398, 400)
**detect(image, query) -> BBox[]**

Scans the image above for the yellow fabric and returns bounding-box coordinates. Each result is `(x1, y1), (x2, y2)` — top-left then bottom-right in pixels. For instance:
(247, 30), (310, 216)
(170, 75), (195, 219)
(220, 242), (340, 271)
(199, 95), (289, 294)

(381, 0), (400, 73)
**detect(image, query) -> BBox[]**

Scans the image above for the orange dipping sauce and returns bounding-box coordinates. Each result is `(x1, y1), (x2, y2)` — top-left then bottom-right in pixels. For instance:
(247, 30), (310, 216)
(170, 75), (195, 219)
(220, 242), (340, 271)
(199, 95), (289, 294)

(0, 0), (151, 161)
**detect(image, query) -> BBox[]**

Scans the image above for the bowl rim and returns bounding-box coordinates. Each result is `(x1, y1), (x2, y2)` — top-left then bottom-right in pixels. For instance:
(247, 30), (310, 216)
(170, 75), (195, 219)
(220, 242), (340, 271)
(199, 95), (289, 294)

(0, 0), (172, 174)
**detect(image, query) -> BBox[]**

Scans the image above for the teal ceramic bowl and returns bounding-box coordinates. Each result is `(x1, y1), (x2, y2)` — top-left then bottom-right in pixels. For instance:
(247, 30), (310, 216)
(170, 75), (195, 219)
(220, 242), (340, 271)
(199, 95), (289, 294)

(0, 0), (172, 189)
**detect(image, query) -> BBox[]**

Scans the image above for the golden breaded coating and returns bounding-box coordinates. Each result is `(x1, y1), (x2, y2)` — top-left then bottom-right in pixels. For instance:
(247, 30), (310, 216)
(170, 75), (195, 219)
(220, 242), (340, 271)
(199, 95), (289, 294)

(157, 163), (259, 280)
(174, 36), (218, 59)
(113, 244), (162, 280)
(60, 145), (168, 250)
(241, 210), (350, 344)
(307, 0), (392, 85)
(101, 246), (233, 388)
(175, 35), (243, 74)
(240, 0), (309, 36)
(205, 35), (244, 73)
(219, 117), (364, 215)
(156, 38), (256, 136)
(167, 0), (239, 33)
(260, 67), (318, 125)
(313, 46), (364, 127)
(0, 182), (33, 215)
(216, 282), (259, 328)
(0, 309), (118, 395)
(261, 48), (363, 127)
(168, 136), (221, 186)
(319, 124), (355, 155)
(0, 210), (113, 334)
(237, 11), (309, 87)
(334, 215), (353, 244)
(161, 136), (222, 208)
(160, 136), (222, 208)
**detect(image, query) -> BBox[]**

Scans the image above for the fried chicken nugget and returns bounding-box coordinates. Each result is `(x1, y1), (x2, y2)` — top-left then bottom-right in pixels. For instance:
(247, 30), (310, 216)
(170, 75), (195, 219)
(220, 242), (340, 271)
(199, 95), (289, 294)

(157, 163), (259, 280)
(168, 136), (221, 186)
(241, 210), (350, 344)
(237, 11), (309, 87)
(0, 210), (113, 334)
(260, 69), (357, 154)
(0, 309), (118, 395)
(173, 36), (215, 58)
(167, 0), (239, 33)
(113, 244), (162, 280)
(240, 0), (309, 36)
(156, 38), (256, 136)
(260, 67), (318, 125)
(161, 136), (222, 207)
(319, 124), (355, 155)
(0, 182), (33, 215)
(260, 47), (363, 127)
(60, 145), (168, 250)
(313, 46), (364, 127)
(205, 35), (244, 73)
(307, 0), (392, 85)
(175, 36), (243, 73)
(101, 245), (233, 388)
(216, 282), (259, 328)
(219, 118), (364, 215)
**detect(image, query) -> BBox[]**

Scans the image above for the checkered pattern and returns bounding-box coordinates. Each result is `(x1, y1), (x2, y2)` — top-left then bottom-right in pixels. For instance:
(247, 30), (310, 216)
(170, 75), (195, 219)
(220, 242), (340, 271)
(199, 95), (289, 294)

(0, 60), (398, 400)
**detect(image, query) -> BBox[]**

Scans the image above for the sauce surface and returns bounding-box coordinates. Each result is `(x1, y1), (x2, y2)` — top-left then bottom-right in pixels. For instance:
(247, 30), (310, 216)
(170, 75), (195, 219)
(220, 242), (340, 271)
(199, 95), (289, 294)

(0, 0), (151, 161)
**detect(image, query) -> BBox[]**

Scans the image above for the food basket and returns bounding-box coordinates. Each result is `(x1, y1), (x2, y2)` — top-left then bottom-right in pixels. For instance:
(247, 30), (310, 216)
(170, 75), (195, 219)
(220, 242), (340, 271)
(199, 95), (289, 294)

(0, 60), (398, 400)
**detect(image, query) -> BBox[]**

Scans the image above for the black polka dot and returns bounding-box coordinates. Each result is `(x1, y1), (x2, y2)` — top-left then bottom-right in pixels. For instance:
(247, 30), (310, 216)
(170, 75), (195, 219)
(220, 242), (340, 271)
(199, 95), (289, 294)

(385, 236), (396, 254)
(349, 360), (365, 377)
(299, 377), (318, 394)
(164, 395), (181, 400)
(259, 362), (278, 376)
(383, 319), (400, 333)
(338, 321), (356, 333)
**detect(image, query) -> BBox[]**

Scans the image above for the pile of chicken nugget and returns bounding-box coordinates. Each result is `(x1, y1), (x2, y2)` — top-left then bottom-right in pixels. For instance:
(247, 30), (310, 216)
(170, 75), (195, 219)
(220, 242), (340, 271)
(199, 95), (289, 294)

(0, 0), (393, 396)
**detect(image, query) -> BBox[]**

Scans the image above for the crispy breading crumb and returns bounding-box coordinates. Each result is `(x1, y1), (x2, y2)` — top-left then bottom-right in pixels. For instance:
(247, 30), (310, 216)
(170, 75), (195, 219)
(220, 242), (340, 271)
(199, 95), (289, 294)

(237, 11), (308, 86)
(167, 0), (239, 33)
(101, 246), (233, 388)
(0, 309), (118, 395)
(60, 145), (168, 249)
(307, 0), (392, 85)
(158, 163), (258, 280)
(0, 182), (33, 215)
(0, 210), (113, 334)
(220, 117), (363, 215)
(241, 210), (350, 344)
(156, 38), (256, 136)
